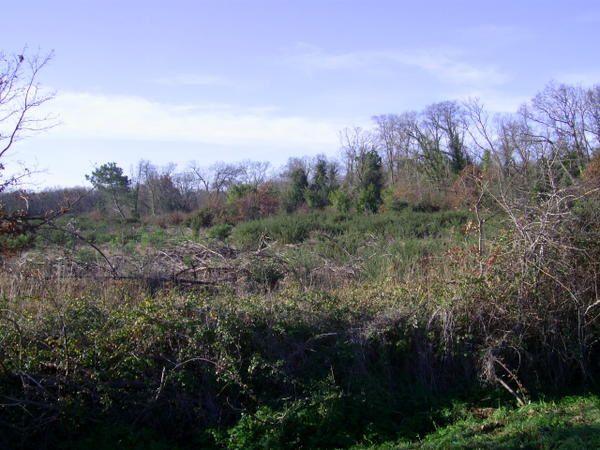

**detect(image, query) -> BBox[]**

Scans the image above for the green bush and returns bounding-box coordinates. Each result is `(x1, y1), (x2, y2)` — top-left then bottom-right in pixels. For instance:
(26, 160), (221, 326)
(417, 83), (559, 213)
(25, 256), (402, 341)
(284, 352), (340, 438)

(217, 380), (355, 450)
(382, 188), (409, 212)
(330, 189), (353, 213)
(186, 207), (214, 233)
(0, 233), (33, 251)
(140, 228), (167, 247)
(247, 258), (285, 291)
(230, 210), (468, 251)
(207, 223), (233, 241)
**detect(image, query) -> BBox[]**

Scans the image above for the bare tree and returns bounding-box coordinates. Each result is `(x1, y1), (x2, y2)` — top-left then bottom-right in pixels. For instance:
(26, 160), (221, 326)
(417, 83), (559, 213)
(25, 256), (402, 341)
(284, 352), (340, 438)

(372, 113), (418, 186)
(133, 161), (183, 215)
(188, 161), (245, 207)
(0, 49), (55, 193)
(173, 170), (200, 211)
(520, 82), (598, 176)
(0, 49), (56, 248)
(339, 126), (374, 187)
(239, 160), (270, 187)
(586, 85), (600, 142)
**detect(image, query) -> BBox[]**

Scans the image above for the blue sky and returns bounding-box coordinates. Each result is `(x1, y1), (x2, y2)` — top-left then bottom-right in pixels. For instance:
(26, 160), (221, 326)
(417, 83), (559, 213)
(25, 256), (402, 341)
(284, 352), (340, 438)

(4, 0), (600, 187)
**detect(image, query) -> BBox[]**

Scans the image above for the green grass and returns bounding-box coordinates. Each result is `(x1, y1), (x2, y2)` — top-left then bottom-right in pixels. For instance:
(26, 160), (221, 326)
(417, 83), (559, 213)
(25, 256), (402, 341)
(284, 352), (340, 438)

(356, 396), (600, 449)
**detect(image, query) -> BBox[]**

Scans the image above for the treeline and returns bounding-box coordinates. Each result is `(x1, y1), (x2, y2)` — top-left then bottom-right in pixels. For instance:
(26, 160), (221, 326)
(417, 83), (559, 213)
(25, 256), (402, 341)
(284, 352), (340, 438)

(2, 81), (599, 226)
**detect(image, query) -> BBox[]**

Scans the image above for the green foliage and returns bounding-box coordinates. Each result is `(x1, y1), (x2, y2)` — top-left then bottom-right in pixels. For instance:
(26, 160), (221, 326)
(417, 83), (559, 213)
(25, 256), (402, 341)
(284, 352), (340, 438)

(207, 223), (233, 241)
(227, 183), (255, 203)
(231, 212), (337, 249)
(86, 162), (130, 192)
(357, 396), (600, 449)
(419, 136), (449, 184)
(217, 379), (355, 450)
(230, 210), (468, 250)
(2, 166), (599, 450)
(75, 247), (99, 263)
(356, 150), (384, 213)
(140, 228), (167, 247)
(284, 166), (309, 213)
(0, 232), (33, 251)
(186, 207), (215, 233)
(305, 158), (337, 210)
(246, 257), (285, 291)
(330, 188), (352, 213)
(357, 183), (382, 213)
(382, 188), (409, 212)
(86, 162), (132, 217)
(227, 183), (281, 222)
(448, 129), (469, 174)
(37, 225), (76, 247)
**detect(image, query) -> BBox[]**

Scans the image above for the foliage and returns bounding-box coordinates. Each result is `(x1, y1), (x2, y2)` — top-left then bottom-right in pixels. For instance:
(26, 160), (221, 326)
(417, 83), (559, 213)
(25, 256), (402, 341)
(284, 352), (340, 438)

(329, 188), (353, 213)
(86, 162), (133, 220)
(3, 75), (600, 449)
(187, 207), (215, 233)
(226, 183), (280, 222)
(1, 191), (599, 448)
(305, 157), (337, 210)
(86, 162), (131, 193)
(356, 150), (384, 213)
(229, 209), (468, 250)
(283, 166), (309, 213)
(358, 396), (600, 449)
(207, 223), (233, 241)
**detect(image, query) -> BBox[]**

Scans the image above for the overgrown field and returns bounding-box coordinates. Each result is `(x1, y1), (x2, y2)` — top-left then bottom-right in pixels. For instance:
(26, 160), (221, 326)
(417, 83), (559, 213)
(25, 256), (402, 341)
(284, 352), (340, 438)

(1, 205), (599, 449)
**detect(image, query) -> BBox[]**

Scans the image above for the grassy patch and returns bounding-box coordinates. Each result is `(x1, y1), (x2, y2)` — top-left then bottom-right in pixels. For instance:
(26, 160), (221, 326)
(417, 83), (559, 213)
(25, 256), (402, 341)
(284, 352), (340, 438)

(357, 396), (600, 449)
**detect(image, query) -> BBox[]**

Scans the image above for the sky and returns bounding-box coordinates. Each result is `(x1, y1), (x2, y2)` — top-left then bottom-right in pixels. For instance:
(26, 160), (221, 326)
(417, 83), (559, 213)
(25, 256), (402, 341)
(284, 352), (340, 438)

(3, 0), (600, 188)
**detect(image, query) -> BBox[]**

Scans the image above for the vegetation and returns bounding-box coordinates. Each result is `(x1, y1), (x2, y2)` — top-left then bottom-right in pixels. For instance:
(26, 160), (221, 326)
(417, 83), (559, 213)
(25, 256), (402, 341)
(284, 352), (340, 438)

(0, 51), (600, 448)
(359, 396), (600, 449)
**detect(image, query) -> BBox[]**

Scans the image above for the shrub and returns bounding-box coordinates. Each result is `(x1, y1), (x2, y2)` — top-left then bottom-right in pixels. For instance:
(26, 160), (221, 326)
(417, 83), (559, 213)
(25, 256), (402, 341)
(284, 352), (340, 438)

(0, 232), (33, 252)
(207, 223), (233, 241)
(187, 207), (214, 232)
(140, 228), (167, 247)
(144, 211), (188, 228)
(246, 257), (285, 291)
(382, 187), (409, 212)
(217, 380), (354, 450)
(230, 213), (342, 249)
(329, 188), (352, 213)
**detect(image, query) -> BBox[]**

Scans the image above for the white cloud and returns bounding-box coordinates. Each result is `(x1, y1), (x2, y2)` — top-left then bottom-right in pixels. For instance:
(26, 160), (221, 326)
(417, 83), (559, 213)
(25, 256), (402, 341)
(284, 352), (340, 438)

(44, 91), (343, 150)
(289, 44), (509, 86)
(557, 71), (600, 87)
(451, 89), (529, 113)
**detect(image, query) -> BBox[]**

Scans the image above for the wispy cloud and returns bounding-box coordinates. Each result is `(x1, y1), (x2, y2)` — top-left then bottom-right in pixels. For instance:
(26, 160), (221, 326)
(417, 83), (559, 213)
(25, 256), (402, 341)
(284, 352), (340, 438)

(557, 70), (600, 87)
(152, 73), (231, 87)
(288, 44), (509, 86)
(450, 89), (530, 113)
(43, 91), (342, 151)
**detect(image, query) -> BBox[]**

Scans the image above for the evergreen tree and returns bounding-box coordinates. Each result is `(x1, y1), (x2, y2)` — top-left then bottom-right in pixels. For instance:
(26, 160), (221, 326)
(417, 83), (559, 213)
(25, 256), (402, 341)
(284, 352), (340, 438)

(356, 150), (384, 213)
(284, 166), (309, 212)
(86, 162), (132, 219)
(305, 158), (332, 209)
